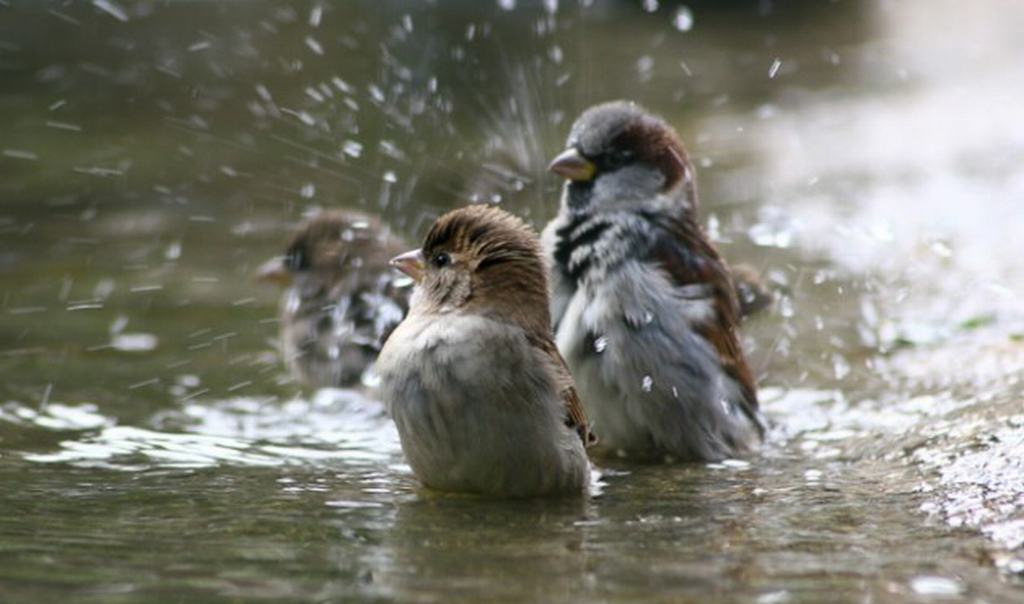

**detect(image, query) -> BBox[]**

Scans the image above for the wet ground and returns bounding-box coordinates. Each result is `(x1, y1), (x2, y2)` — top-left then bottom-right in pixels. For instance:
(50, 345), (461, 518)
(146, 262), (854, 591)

(1, 1), (1022, 602)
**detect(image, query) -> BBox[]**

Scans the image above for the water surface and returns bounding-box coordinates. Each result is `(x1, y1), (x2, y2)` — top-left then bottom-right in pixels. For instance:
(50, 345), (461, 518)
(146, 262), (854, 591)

(1, 1), (1022, 602)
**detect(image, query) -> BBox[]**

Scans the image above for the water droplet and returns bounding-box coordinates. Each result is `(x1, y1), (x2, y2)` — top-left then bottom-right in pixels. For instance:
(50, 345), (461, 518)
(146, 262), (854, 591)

(305, 87), (324, 103)
(642, 376), (653, 392)
(593, 336), (608, 353)
(368, 85), (385, 104)
(255, 84), (273, 102)
(109, 316), (128, 335)
(331, 77), (352, 94)
(548, 45), (563, 64)
(342, 141), (363, 158)
(282, 109), (316, 127)
(721, 399), (739, 416)
(768, 58), (782, 79)
(3, 149), (38, 161)
(111, 333), (158, 353)
(672, 6), (693, 32)
(706, 214), (721, 241)
(45, 120), (81, 132)
(93, 0), (129, 23)
(305, 36), (324, 56)
(636, 55), (655, 79)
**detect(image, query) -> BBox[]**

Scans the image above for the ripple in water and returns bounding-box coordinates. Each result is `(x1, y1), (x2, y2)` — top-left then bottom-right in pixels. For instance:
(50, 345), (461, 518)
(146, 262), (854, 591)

(14, 389), (402, 472)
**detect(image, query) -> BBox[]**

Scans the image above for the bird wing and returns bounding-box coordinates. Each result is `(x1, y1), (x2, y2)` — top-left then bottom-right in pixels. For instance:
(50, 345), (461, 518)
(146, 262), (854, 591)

(644, 213), (762, 431)
(529, 333), (596, 447)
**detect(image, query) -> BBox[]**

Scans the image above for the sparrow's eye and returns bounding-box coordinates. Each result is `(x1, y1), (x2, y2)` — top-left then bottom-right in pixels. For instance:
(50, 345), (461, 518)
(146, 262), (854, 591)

(606, 149), (634, 169)
(432, 252), (451, 268)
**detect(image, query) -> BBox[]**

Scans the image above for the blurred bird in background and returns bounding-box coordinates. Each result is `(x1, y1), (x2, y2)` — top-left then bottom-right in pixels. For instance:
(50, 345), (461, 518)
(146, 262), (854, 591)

(258, 210), (411, 389)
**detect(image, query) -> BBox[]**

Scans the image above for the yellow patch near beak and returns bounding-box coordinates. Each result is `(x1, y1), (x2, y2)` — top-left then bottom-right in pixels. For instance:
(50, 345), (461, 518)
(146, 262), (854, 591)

(390, 248), (426, 282)
(548, 148), (596, 182)
(257, 257), (292, 286)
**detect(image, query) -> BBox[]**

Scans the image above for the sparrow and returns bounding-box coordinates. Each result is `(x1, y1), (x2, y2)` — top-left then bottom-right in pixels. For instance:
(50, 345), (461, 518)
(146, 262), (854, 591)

(258, 209), (411, 389)
(376, 204), (593, 497)
(541, 101), (766, 462)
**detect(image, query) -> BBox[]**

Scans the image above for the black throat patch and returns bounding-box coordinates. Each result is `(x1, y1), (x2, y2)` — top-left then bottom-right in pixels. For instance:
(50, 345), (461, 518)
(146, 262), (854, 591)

(552, 213), (611, 283)
(566, 181), (595, 213)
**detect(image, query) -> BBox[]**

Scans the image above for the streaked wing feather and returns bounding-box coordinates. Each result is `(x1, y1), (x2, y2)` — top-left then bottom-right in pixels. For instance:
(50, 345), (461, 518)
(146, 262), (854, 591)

(529, 333), (595, 446)
(644, 213), (762, 431)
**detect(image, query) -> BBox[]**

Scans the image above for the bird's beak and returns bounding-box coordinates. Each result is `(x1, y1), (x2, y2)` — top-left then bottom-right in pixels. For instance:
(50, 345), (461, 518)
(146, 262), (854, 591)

(390, 248), (425, 283)
(548, 147), (596, 182)
(257, 257), (292, 286)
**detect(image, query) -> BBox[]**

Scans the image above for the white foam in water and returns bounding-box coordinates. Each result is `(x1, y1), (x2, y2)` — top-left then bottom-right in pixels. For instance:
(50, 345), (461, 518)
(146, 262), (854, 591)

(0, 402), (111, 431)
(22, 390), (401, 471)
(909, 576), (963, 597)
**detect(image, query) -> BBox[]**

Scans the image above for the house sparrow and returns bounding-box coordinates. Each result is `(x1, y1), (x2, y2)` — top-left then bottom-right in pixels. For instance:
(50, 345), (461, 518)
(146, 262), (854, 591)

(376, 205), (593, 497)
(258, 210), (410, 388)
(542, 101), (765, 462)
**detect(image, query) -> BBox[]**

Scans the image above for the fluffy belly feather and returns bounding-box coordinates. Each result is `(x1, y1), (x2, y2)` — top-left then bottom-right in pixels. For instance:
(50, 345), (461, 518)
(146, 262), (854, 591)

(379, 314), (589, 496)
(556, 281), (761, 461)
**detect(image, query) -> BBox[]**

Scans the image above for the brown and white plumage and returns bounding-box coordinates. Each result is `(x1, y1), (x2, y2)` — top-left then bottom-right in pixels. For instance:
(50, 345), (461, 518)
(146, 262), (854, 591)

(543, 101), (765, 461)
(258, 210), (410, 389)
(377, 204), (592, 497)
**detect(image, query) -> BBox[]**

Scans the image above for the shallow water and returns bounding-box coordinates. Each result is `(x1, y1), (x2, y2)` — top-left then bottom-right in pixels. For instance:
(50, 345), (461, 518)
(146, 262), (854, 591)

(1, 1), (1022, 602)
